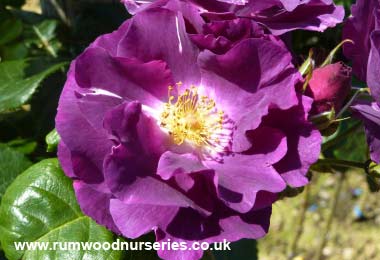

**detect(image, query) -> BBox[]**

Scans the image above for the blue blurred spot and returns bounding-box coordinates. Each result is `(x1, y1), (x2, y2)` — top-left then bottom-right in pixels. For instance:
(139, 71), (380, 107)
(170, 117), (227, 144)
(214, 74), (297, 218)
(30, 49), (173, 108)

(308, 204), (318, 212)
(352, 188), (363, 197)
(353, 205), (364, 218)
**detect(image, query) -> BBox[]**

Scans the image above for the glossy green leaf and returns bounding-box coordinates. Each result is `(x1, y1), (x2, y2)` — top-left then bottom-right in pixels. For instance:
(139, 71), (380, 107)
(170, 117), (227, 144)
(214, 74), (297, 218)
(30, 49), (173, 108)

(0, 159), (123, 260)
(6, 139), (37, 155)
(46, 129), (60, 152)
(0, 143), (31, 201)
(0, 59), (67, 113)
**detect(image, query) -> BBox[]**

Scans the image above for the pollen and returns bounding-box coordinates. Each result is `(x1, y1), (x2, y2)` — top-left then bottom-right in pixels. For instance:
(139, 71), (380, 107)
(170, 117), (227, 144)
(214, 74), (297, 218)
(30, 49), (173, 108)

(159, 82), (226, 150)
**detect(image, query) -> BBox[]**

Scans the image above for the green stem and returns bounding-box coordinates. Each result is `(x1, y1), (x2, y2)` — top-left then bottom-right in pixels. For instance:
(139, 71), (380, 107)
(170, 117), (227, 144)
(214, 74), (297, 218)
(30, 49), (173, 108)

(315, 158), (366, 169)
(336, 88), (368, 119)
(322, 121), (362, 151)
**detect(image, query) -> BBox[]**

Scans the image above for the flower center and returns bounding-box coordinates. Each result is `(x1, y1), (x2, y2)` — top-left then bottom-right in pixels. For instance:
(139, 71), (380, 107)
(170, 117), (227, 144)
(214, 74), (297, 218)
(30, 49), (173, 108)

(160, 82), (229, 153)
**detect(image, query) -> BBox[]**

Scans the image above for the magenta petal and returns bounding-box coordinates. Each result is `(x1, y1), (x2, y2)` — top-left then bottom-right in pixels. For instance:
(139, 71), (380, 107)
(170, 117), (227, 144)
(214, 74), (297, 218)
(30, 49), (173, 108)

(76, 91), (123, 130)
(57, 141), (76, 179)
(352, 101), (380, 164)
(103, 101), (169, 155)
(199, 38), (294, 93)
(207, 154), (287, 213)
(198, 38), (299, 125)
(218, 206), (272, 241)
(110, 199), (179, 239)
(157, 151), (207, 180)
(265, 96), (322, 187)
(56, 63), (113, 176)
(92, 20), (131, 55)
(233, 126), (287, 154)
(73, 181), (120, 233)
(156, 233), (204, 260)
(117, 8), (201, 85)
(187, 0), (344, 35)
(343, 0), (379, 81)
(75, 47), (174, 107)
(368, 30), (380, 104)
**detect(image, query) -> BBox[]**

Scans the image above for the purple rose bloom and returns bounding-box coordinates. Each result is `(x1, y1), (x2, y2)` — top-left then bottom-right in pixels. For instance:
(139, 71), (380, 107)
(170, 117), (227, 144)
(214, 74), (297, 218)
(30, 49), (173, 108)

(343, 0), (380, 103)
(122, 0), (344, 35)
(56, 6), (321, 260)
(352, 101), (380, 164)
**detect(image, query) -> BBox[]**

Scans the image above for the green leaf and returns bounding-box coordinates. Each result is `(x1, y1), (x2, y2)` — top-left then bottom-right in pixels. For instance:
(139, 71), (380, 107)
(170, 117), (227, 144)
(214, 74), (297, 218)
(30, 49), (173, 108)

(31, 20), (60, 57)
(0, 159), (124, 260)
(0, 143), (31, 201)
(0, 59), (67, 113)
(320, 39), (353, 67)
(46, 129), (60, 152)
(331, 120), (368, 162)
(6, 139), (37, 155)
(0, 18), (22, 46)
(0, 42), (28, 60)
(298, 49), (314, 76)
(211, 239), (258, 260)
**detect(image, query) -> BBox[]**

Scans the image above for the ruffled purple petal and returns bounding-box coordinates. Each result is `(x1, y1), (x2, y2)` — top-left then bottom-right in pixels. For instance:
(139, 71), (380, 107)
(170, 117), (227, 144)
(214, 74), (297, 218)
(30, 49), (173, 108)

(117, 8), (201, 85)
(260, 96), (321, 187)
(75, 46), (174, 108)
(343, 0), (380, 81)
(110, 198), (179, 238)
(56, 63), (113, 181)
(352, 101), (380, 164)
(73, 181), (120, 233)
(206, 153), (287, 213)
(198, 38), (298, 122)
(157, 151), (207, 180)
(368, 29), (380, 104)
(156, 205), (272, 260)
(190, 0), (344, 35)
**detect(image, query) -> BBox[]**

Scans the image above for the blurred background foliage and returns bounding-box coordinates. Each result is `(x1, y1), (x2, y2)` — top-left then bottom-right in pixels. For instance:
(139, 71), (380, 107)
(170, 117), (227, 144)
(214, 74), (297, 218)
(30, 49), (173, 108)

(0, 0), (378, 259)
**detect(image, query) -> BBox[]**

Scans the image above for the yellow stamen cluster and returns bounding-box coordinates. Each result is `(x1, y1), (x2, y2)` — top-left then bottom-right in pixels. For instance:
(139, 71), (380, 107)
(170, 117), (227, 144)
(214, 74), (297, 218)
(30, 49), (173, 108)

(160, 82), (224, 148)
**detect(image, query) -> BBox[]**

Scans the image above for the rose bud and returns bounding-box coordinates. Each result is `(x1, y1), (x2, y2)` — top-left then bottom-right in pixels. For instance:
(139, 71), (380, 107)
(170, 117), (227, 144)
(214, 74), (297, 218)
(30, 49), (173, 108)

(306, 62), (352, 115)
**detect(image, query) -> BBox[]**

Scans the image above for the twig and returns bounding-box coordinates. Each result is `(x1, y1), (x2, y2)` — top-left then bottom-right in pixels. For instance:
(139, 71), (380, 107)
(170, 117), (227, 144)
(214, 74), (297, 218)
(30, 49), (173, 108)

(315, 172), (345, 260)
(48, 0), (71, 26)
(288, 184), (310, 259)
(315, 158), (366, 170)
(336, 88), (369, 119)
